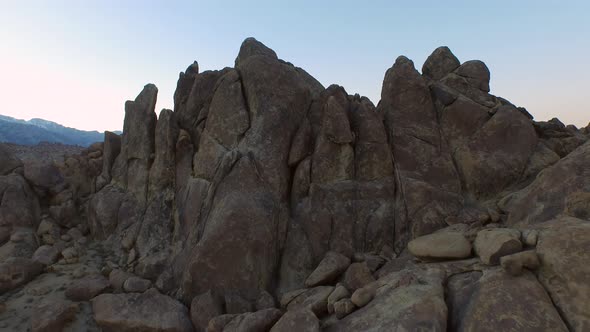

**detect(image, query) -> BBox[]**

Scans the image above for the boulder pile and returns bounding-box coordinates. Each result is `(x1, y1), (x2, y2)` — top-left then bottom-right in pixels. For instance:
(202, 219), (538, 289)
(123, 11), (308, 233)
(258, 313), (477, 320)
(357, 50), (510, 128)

(1, 38), (589, 331)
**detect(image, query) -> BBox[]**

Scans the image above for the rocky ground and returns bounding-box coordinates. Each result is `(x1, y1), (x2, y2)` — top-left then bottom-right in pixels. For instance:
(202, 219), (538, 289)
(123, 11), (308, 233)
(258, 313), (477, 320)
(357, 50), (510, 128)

(1, 142), (85, 164)
(0, 239), (104, 331)
(1, 37), (589, 331)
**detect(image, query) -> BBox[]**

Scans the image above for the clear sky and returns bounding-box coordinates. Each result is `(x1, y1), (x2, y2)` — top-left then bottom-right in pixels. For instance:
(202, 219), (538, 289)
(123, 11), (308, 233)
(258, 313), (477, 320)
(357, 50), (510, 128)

(1, 0), (588, 131)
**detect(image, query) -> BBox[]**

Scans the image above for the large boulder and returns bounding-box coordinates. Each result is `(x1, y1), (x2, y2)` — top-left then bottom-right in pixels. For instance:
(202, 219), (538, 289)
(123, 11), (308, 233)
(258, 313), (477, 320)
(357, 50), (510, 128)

(190, 290), (224, 332)
(31, 245), (59, 266)
(305, 251), (350, 287)
(31, 299), (78, 332)
(454, 60), (491, 92)
(220, 308), (282, 332)
(325, 268), (447, 331)
(23, 160), (64, 196)
(91, 288), (194, 332)
(408, 232), (472, 260)
(447, 269), (567, 331)
(65, 274), (111, 301)
(0, 257), (43, 294)
(535, 217), (590, 331)
(270, 309), (320, 332)
(453, 105), (538, 199)
(0, 174), (40, 229)
(87, 184), (125, 240)
(422, 46), (461, 81)
(506, 141), (590, 226)
(283, 286), (334, 317)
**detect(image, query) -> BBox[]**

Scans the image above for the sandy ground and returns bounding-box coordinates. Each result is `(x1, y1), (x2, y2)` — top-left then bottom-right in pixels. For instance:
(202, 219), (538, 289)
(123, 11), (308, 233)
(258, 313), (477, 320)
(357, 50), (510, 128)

(0, 242), (108, 331)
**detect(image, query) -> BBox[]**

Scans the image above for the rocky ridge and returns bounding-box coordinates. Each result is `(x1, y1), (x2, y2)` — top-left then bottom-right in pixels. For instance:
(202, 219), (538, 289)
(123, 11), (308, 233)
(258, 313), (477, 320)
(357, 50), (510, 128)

(1, 38), (589, 331)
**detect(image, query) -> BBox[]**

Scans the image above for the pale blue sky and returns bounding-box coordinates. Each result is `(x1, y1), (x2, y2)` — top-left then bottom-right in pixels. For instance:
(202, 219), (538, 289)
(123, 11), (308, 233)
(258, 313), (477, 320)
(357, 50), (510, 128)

(1, 0), (588, 131)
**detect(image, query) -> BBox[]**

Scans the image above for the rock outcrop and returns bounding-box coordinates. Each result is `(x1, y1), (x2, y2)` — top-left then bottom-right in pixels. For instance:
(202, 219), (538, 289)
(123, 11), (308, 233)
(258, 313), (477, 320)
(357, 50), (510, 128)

(1, 38), (589, 331)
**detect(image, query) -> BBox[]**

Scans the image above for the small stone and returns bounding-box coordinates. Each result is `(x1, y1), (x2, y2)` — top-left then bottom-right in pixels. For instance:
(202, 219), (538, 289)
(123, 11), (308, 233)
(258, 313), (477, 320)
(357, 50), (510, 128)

(36, 219), (56, 235)
(487, 208), (501, 223)
(101, 265), (113, 277)
(342, 262), (375, 291)
(327, 284), (350, 314)
(305, 251), (351, 287)
(72, 267), (87, 278)
(500, 250), (540, 276)
(61, 234), (72, 242)
(127, 248), (137, 265)
(32, 245), (59, 266)
(351, 286), (375, 308)
(109, 269), (133, 292)
(61, 247), (78, 259)
(256, 290), (276, 310)
(123, 276), (152, 293)
(41, 233), (56, 245)
(77, 237), (88, 245)
(53, 240), (67, 253)
(10, 232), (25, 243)
(379, 245), (396, 261)
(334, 298), (356, 319)
(67, 228), (83, 241)
(474, 228), (522, 265)
(77, 223), (89, 235)
(352, 253), (386, 272)
(522, 230), (539, 247)
(26, 285), (52, 296)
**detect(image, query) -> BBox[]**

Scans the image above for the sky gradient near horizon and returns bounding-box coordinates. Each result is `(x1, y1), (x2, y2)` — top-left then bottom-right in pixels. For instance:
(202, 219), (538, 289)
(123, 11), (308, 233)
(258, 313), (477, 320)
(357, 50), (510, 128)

(1, 1), (588, 131)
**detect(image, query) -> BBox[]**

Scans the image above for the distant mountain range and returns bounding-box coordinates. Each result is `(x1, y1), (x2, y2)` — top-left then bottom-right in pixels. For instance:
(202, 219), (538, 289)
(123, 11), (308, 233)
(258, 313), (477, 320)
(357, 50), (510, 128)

(0, 114), (120, 147)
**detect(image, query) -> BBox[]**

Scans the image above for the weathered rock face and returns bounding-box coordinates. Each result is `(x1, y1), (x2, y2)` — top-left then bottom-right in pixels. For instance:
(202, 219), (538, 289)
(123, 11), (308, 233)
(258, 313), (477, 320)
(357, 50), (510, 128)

(379, 55), (462, 249)
(111, 84), (158, 205)
(96, 131), (121, 191)
(7, 38), (590, 331)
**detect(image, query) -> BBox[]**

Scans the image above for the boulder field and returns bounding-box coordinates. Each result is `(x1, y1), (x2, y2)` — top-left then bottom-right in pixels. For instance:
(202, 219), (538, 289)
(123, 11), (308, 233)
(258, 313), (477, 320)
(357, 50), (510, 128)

(1, 38), (589, 331)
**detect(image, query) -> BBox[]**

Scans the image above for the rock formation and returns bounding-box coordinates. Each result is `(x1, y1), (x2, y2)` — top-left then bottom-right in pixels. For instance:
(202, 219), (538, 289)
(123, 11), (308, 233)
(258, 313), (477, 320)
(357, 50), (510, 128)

(1, 37), (589, 331)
